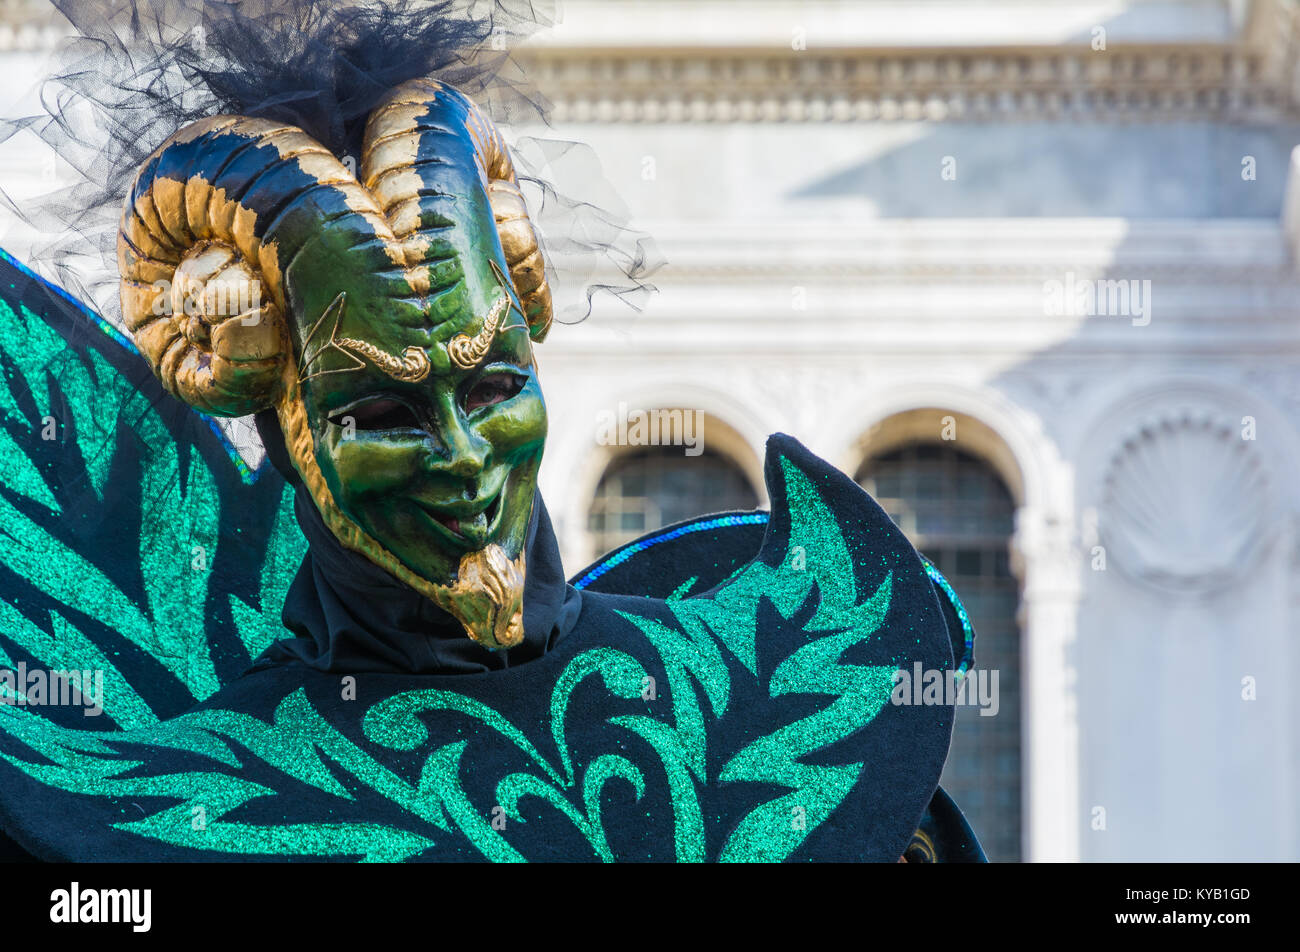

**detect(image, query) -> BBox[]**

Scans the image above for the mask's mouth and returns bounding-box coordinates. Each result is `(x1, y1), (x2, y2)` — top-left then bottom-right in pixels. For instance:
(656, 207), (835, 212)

(417, 489), (505, 549)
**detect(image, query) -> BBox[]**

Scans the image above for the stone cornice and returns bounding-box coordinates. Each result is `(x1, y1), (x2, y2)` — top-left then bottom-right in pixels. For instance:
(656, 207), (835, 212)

(0, 0), (69, 51)
(517, 42), (1298, 124)
(5, 0), (1299, 122)
(535, 218), (1300, 336)
(511, 1), (1300, 123)
(528, 1), (1249, 50)
(570, 218), (1300, 280)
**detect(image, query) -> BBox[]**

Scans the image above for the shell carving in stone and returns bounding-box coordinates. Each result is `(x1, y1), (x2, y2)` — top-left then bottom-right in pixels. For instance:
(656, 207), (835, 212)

(1099, 409), (1270, 592)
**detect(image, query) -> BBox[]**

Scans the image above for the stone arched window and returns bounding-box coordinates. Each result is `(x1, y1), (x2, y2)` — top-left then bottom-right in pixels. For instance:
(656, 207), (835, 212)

(857, 440), (1023, 862)
(586, 445), (760, 556)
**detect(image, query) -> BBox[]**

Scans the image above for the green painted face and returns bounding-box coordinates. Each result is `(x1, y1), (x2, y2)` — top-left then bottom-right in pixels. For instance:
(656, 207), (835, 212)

(289, 237), (547, 592)
(115, 80), (555, 646)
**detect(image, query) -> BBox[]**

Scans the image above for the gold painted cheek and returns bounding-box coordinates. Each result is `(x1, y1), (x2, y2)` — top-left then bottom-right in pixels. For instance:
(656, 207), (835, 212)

(321, 427), (425, 500)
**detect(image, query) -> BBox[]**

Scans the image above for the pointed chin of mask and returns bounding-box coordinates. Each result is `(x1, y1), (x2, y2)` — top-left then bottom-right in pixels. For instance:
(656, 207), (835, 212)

(446, 544), (527, 650)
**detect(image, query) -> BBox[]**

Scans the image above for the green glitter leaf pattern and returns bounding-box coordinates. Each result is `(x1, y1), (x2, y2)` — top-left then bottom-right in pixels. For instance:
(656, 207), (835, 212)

(229, 483), (303, 661)
(0, 294), (307, 711)
(0, 389), (897, 860)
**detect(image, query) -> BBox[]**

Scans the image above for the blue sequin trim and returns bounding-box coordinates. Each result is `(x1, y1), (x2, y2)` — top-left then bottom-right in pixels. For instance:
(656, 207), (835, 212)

(921, 558), (976, 680)
(573, 513), (770, 590)
(574, 508), (976, 679)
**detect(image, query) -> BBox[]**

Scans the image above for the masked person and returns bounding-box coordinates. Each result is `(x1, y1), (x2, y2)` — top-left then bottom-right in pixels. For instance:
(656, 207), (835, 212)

(0, 4), (983, 863)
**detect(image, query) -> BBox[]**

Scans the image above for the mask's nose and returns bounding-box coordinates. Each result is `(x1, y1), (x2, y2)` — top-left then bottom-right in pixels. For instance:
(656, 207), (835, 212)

(424, 399), (490, 482)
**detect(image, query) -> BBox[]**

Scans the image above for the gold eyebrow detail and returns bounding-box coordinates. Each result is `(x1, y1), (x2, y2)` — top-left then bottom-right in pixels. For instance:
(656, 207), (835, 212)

(336, 338), (431, 382)
(299, 292), (366, 382)
(447, 292), (511, 370)
(298, 291), (431, 383)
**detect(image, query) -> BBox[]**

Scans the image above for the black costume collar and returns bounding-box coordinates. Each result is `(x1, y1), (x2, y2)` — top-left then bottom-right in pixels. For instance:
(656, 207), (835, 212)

(253, 412), (581, 675)
(258, 487), (581, 674)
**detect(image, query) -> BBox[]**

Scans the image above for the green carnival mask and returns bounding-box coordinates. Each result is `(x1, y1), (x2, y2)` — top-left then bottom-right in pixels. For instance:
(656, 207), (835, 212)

(117, 79), (554, 649)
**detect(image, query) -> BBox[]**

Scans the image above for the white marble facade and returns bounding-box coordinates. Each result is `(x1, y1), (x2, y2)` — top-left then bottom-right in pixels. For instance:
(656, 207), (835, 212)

(527, 0), (1300, 863)
(1, 0), (1297, 861)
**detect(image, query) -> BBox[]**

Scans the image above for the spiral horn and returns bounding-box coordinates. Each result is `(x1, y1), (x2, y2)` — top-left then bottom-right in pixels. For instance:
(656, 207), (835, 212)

(362, 79), (554, 341)
(117, 114), (399, 416)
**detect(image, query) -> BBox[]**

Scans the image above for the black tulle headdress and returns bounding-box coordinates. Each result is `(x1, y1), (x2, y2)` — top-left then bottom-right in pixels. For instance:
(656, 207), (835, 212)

(2, 0), (657, 327)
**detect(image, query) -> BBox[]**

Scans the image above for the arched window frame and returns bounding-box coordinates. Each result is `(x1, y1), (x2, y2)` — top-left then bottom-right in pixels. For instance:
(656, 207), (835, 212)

(583, 410), (764, 559)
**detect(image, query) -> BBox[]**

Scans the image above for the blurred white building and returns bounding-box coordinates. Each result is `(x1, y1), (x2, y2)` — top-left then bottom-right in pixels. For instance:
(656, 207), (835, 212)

(2, 0), (1298, 861)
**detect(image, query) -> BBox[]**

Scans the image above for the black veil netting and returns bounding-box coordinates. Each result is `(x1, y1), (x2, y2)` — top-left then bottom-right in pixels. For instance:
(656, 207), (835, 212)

(0, 0), (660, 355)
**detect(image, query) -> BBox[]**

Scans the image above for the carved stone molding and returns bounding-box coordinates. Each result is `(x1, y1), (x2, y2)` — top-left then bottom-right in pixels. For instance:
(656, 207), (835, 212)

(1098, 407), (1273, 592)
(5, 0), (1299, 125)
(521, 46), (1298, 124)
(0, 0), (66, 50)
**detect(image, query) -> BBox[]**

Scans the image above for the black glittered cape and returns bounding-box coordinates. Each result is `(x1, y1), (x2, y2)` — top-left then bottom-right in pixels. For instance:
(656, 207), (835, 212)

(0, 250), (983, 862)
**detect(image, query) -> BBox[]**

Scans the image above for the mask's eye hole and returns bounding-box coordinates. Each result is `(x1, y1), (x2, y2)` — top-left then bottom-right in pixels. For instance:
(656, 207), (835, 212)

(330, 398), (421, 431)
(465, 373), (526, 412)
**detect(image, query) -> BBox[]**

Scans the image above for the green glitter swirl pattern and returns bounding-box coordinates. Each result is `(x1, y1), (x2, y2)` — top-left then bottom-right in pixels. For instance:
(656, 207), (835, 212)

(0, 448), (898, 861)
(0, 276), (906, 864)
(0, 293), (305, 718)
